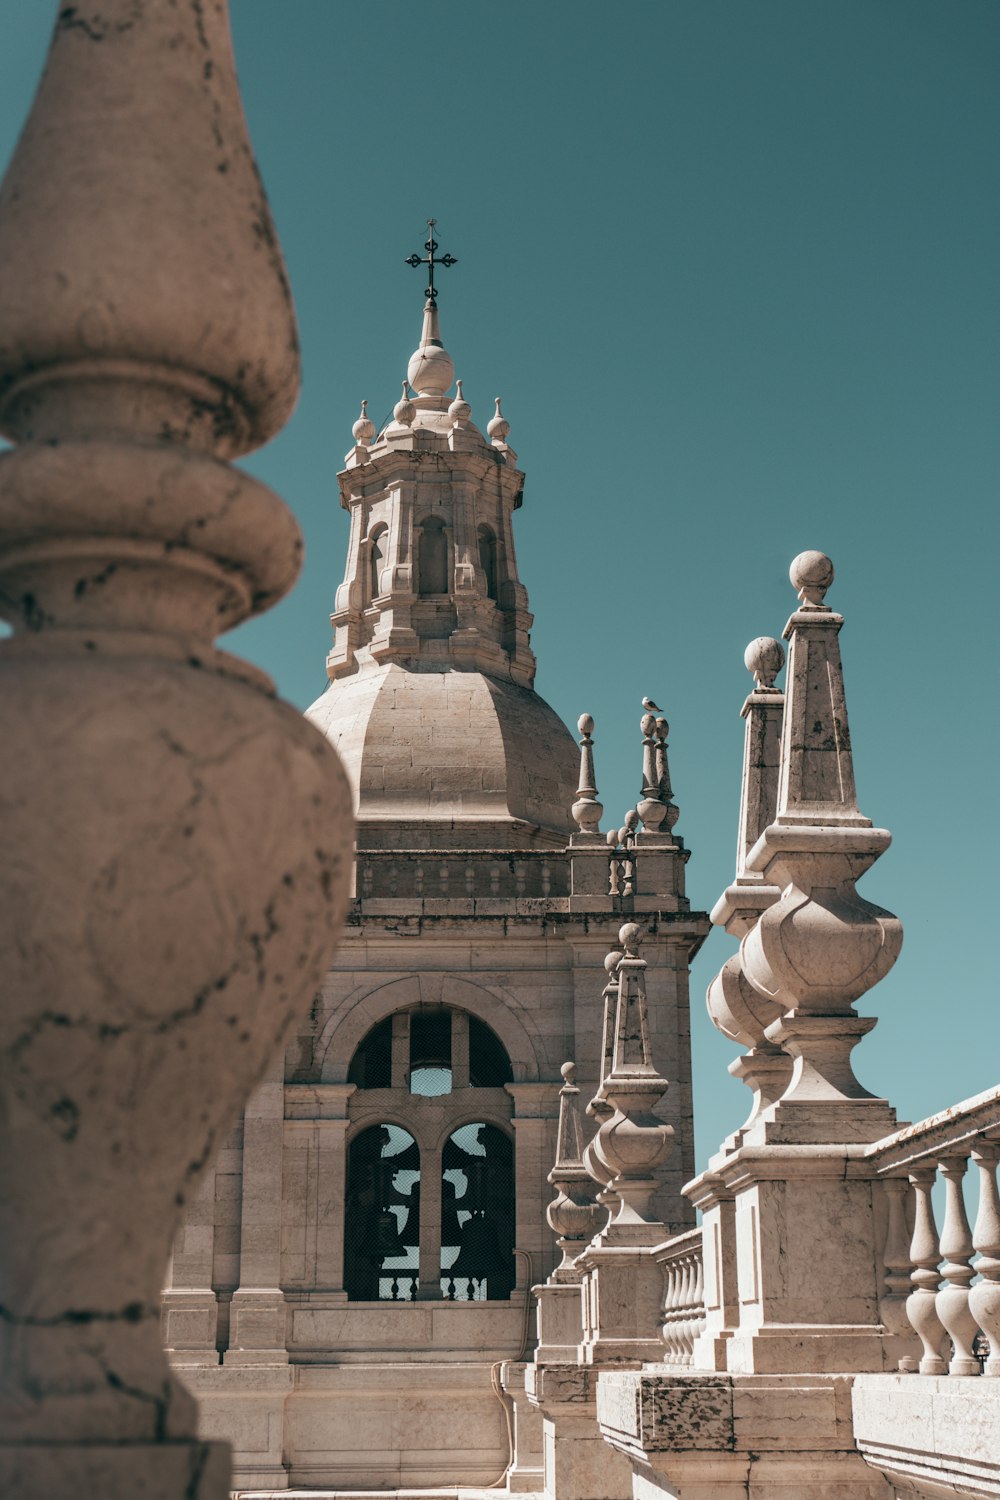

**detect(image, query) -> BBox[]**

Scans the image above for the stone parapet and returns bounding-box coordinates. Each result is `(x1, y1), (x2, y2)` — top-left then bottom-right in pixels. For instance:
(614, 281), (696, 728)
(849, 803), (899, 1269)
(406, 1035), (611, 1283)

(597, 1369), (892, 1500)
(852, 1373), (1000, 1500)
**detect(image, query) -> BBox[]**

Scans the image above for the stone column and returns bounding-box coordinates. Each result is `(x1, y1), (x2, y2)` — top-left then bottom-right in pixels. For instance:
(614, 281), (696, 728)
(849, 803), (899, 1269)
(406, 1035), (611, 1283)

(0, 6), (354, 1498)
(418, 1143), (444, 1299)
(227, 1057), (288, 1363)
(312, 1085), (357, 1297)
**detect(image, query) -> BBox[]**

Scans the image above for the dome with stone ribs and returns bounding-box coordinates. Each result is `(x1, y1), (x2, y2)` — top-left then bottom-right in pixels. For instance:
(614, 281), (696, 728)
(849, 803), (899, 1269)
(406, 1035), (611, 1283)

(306, 662), (578, 848)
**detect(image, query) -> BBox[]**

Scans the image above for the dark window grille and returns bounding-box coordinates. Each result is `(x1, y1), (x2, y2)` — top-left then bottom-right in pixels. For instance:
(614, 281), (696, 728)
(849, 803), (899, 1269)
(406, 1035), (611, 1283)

(468, 1014), (514, 1087)
(347, 1016), (392, 1090)
(344, 1124), (420, 1301)
(441, 1122), (515, 1301)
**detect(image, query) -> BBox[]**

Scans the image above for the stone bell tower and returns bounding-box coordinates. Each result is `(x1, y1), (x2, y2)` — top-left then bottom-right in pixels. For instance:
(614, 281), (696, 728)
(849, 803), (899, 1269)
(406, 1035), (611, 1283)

(163, 237), (710, 1492)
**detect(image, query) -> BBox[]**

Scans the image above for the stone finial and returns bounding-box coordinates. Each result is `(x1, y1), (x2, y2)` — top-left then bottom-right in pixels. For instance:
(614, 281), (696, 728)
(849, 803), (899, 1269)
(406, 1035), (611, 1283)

(775, 550), (862, 827)
(447, 378), (471, 426)
(637, 711), (667, 833)
(0, 5), (354, 1492)
(743, 636), (785, 692)
(571, 712), (604, 837)
(706, 634), (791, 1146)
(407, 298), (455, 399)
(487, 396), (510, 443)
(352, 398), (375, 447)
(394, 379), (415, 427)
(584, 950), (624, 1203)
(739, 552), (902, 1133)
(789, 549), (834, 609)
(589, 923), (674, 1227)
(547, 1061), (605, 1277)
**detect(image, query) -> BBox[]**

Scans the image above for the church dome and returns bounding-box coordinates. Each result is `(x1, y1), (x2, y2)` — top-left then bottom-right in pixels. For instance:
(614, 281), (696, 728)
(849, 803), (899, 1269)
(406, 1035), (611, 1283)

(306, 663), (578, 846)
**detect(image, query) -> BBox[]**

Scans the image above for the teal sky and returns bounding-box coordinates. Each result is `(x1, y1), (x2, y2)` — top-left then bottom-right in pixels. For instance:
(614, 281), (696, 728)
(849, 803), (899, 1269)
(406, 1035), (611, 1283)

(1, 3), (996, 1165)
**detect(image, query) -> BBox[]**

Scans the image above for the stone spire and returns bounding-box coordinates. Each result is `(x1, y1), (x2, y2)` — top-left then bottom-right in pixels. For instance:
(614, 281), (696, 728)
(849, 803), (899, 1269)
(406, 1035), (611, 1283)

(407, 298), (455, 402)
(740, 551), (902, 1140)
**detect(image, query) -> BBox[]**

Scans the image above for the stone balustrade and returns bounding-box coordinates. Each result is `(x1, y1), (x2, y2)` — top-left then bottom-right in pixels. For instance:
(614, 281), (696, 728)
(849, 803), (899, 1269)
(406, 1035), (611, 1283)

(656, 1226), (706, 1366)
(866, 1084), (1000, 1378)
(356, 848), (566, 901)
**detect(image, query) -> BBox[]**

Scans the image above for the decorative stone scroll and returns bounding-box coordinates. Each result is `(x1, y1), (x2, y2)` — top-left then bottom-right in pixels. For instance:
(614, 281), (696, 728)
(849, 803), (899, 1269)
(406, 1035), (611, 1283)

(0, 7), (353, 1497)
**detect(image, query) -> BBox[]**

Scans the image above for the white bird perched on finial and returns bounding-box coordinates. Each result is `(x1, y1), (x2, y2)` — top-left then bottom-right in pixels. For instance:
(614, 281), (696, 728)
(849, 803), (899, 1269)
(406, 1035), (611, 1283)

(642, 696), (663, 714)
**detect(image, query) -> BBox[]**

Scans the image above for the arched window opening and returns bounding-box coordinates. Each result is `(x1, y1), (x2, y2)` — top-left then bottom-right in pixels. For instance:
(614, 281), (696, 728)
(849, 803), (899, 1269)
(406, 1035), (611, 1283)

(368, 525), (387, 602)
(441, 1123), (515, 1301)
(347, 1015), (392, 1090)
(468, 1015), (514, 1087)
(344, 1124), (420, 1301)
(477, 524), (498, 601)
(409, 1006), (452, 1097)
(418, 515), (448, 596)
(349, 1007), (513, 1097)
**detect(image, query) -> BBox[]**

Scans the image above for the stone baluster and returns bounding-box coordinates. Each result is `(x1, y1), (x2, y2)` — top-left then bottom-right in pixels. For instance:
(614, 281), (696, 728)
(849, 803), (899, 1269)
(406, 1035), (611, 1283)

(541, 859), (551, 897)
(936, 1155), (981, 1374)
(465, 861), (475, 896)
(515, 860), (527, 896)
(879, 1175), (919, 1371)
(907, 1167), (948, 1375)
(970, 1142), (1000, 1375)
(490, 864), (501, 896)
(661, 1258), (681, 1362)
(741, 553), (902, 1134)
(415, 861), (424, 896)
(439, 861), (450, 895)
(0, 7), (355, 1498)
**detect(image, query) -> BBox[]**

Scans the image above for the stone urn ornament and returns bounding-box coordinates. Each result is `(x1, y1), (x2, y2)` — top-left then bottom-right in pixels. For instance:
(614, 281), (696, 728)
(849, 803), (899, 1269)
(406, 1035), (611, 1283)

(0, 6), (353, 1497)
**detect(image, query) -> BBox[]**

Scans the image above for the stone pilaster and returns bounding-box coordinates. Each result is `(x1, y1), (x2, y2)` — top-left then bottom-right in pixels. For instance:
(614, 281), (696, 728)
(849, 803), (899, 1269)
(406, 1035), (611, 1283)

(227, 1059), (289, 1363)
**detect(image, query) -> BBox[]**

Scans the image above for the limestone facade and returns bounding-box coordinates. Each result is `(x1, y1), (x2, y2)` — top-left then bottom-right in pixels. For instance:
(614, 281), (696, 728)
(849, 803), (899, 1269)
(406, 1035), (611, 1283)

(164, 294), (709, 1489)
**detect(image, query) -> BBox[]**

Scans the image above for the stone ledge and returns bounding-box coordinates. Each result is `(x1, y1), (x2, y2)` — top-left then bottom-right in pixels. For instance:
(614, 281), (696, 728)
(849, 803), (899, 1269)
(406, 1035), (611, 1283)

(852, 1373), (1000, 1500)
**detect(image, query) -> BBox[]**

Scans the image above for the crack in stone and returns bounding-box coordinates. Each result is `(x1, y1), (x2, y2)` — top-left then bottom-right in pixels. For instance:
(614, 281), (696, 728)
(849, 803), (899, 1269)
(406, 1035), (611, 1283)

(0, 1300), (149, 1326)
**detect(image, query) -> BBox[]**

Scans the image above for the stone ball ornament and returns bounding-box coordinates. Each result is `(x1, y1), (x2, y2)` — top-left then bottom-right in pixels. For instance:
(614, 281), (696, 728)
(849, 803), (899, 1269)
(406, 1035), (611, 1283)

(352, 398), (375, 446)
(407, 339), (455, 399)
(487, 396), (510, 442)
(789, 549), (835, 607)
(578, 712), (594, 736)
(744, 635), (786, 691)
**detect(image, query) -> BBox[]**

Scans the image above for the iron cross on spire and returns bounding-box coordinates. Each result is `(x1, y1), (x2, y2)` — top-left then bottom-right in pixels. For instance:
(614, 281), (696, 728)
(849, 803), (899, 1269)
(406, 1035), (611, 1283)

(404, 218), (457, 303)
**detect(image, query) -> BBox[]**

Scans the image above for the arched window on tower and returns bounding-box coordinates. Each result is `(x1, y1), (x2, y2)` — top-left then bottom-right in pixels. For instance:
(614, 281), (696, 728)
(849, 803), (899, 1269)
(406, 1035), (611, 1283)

(344, 1124), (420, 1302)
(417, 515), (448, 596)
(477, 524), (498, 601)
(368, 524), (387, 603)
(344, 1007), (515, 1301)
